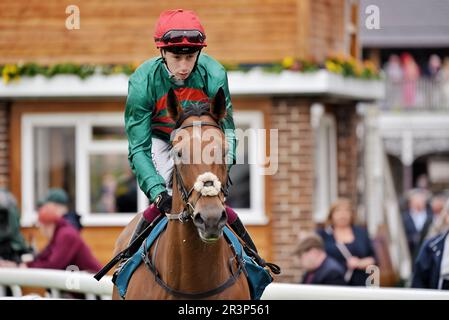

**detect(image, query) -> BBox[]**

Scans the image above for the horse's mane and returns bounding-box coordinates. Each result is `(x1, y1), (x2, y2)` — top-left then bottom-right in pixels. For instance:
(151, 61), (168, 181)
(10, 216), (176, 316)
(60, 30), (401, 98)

(167, 102), (221, 189)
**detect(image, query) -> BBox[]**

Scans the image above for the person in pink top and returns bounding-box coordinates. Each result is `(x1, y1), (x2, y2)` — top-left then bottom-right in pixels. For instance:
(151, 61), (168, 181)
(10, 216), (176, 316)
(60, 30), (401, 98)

(0, 203), (102, 273)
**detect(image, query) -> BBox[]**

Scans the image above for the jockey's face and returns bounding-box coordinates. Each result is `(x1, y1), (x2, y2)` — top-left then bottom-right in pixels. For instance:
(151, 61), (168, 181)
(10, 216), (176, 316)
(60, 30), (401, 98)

(162, 50), (199, 81)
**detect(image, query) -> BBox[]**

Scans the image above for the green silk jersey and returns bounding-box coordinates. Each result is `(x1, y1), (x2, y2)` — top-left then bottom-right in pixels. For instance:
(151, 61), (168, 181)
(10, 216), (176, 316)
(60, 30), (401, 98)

(124, 53), (236, 202)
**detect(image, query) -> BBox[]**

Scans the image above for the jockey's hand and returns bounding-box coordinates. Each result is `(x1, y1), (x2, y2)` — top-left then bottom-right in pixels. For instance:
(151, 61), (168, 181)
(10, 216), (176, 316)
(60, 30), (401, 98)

(155, 191), (172, 214)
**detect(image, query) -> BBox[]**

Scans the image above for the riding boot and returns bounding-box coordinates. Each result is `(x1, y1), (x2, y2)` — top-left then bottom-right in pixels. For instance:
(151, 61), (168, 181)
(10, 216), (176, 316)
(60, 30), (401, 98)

(229, 216), (258, 253)
(229, 216), (282, 274)
(129, 216), (151, 243)
(124, 212), (161, 259)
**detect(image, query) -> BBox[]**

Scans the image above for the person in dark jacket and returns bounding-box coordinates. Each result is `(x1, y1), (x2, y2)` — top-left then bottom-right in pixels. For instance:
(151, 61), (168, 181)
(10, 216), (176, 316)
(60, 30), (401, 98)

(317, 198), (377, 286)
(412, 199), (449, 290)
(295, 233), (346, 285)
(402, 189), (433, 262)
(0, 203), (101, 273)
(0, 188), (32, 263)
(38, 188), (83, 231)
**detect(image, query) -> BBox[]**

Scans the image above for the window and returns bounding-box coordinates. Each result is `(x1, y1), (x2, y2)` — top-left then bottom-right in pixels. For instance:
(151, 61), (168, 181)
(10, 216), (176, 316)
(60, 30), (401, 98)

(22, 113), (147, 227)
(21, 111), (267, 226)
(33, 127), (76, 209)
(312, 105), (337, 222)
(228, 111), (267, 224)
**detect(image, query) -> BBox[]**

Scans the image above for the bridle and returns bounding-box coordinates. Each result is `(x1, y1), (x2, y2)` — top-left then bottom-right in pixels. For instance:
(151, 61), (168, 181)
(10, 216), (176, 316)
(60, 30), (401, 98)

(165, 120), (229, 223)
(142, 120), (245, 299)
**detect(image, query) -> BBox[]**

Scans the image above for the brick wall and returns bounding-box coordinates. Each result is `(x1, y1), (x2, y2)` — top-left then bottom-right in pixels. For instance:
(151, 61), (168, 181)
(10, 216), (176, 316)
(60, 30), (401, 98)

(0, 103), (9, 188)
(270, 98), (315, 283)
(0, 0), (348, 64)
(270, 101), (359, 283)
(309, 0), (346, 61)
(332, 105), (359, 206)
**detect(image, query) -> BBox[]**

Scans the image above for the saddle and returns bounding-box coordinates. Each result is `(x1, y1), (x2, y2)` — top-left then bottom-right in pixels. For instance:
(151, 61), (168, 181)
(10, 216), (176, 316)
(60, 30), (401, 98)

(111, 217), (279, 300)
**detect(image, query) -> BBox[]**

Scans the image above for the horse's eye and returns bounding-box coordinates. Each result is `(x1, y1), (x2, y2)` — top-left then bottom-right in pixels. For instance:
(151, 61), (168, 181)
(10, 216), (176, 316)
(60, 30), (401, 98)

(177, 150), (182, 158)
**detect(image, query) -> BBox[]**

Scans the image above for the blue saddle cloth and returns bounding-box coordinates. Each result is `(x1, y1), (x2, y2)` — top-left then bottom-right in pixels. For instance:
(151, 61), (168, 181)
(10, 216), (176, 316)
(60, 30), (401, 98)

(114, 217), (272, 299)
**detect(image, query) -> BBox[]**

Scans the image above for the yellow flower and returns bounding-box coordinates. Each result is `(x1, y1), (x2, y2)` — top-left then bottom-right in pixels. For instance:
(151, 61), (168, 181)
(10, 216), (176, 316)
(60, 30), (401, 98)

(347, 56), (357, 67)
(2, 64), (19, 84)
(112, 65), (123, 74)
(325, 61), (342, 74)
(282, 56), (295, 69)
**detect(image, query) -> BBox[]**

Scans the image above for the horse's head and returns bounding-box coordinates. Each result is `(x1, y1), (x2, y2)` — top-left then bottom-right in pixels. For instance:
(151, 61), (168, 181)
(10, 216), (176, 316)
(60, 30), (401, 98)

(167, 87), (229, 243)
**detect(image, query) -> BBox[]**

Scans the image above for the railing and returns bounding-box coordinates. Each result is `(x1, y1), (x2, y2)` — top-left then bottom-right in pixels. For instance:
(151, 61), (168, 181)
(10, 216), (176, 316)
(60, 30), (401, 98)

(0, 268), (113, 299)
(383, 77), (449, 110)
(1, 268), (448, 300)
(261, 283), (449, 300)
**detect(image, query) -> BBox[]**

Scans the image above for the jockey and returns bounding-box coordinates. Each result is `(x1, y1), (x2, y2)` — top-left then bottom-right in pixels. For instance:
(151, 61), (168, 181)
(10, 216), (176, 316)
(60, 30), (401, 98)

(124, 9), (259, 259)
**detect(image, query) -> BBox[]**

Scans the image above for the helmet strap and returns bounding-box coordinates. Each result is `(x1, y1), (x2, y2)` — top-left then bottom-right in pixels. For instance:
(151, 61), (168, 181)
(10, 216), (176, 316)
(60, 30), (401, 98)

(192, 48), (202, 72)
(160, 49), (169, 69)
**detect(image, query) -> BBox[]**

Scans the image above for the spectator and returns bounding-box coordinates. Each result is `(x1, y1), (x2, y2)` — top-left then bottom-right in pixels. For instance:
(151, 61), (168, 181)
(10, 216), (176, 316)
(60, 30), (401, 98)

(427, 54), (442, 108)
(38, 188), (83, 231)
(294, 233), (346, 285)
(385, 54), (403, 108)
(385, 54), (403, 82)
(402, 189), (433, 261)
(317, 198), (377, 286)
(411, 198), (449, 290)
(426, 54), (442, 79)
(401, 53), (420, 108)
(431, 193), (448, 220)
(0, 188), (32, 263)
(0, 203), (101, 273)
(415, 173), (431, 191)
(427, 193), (449, 239)
(439, 57), (449, 108)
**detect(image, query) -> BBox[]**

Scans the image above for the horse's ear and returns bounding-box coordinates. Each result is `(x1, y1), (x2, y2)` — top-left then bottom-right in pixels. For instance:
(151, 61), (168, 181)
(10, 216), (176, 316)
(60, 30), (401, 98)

(211, 87), (227, 121)
(166, 88), (183, 122)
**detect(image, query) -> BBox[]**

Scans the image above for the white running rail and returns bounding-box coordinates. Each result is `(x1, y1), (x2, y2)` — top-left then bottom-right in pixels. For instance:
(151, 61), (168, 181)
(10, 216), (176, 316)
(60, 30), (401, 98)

(1, 268), (448, 300)
(261, 283), (449, 300)
(0, 268), (113, 299)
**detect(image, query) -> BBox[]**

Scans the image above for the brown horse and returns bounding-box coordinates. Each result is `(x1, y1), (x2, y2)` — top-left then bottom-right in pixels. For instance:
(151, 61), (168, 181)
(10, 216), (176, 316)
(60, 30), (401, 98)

(112, 88), (250, 300)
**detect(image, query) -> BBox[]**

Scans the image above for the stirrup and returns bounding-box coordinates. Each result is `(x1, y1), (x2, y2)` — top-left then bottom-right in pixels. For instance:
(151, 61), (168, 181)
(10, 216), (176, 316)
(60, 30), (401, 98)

(243, 244), (281, 275)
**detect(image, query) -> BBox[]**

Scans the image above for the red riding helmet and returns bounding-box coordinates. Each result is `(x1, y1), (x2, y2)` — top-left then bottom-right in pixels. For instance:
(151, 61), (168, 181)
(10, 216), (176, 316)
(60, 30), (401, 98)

(154, 9), (207, 49)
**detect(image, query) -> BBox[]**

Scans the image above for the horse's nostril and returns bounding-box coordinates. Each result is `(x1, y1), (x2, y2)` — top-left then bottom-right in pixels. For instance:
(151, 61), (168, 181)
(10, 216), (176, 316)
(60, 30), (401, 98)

(220, 210), (227, 223)
(194, 214), (204, 226)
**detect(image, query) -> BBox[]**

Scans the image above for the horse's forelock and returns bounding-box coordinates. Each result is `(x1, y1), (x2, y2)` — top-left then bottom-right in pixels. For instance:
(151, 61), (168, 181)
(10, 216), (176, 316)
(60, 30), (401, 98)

(174, 102), (216, 129)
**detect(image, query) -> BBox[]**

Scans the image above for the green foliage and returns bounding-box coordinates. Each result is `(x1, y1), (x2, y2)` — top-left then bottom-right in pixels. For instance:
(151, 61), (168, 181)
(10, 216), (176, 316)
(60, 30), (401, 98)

(1, 56), (380, 84)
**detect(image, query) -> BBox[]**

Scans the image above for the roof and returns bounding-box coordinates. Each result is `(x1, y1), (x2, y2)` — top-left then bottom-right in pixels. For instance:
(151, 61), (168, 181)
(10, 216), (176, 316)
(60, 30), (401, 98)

(359, 0), (449, 48)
